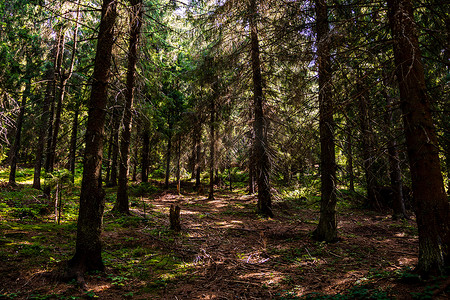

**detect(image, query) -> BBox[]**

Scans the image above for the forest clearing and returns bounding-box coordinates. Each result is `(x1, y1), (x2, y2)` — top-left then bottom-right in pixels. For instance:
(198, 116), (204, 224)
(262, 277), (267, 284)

(1, 0), (449, 299)
(0, 169), (448, 299)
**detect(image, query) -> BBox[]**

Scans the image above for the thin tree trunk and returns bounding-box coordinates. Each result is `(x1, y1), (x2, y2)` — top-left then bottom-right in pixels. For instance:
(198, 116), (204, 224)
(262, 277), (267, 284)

(115, 0), (143, 214)
(165, 127), (172, 189)
(109, 108), (120, 186)
(47, 2), (80, 172)
(9, 80), (30, 185)
(312, 0), (337, 242)
(208, 81), (216, 200)
(67, 0), (117, 278)
(141, 128), (149, 182)
(248, 135), (255, 194)
(176, 136), (181, 195)
(345, 117), (354, 192)
(105, 122), (114, 184)
(388, 0), (450, 276)
(384, 95), (407, 219)
(68, 106), (79, 182)
(195, 127), (201, 189)
(190, 129), (196, 180)
(249, 0), (272, 217)
(33, 64), (54, 190)
(358, 73), (379, 209)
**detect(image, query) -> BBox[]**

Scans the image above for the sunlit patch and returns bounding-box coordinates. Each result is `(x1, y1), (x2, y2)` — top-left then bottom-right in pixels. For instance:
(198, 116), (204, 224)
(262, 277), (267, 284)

(398, 257), (416, 265)
(90, 284), (111, 293)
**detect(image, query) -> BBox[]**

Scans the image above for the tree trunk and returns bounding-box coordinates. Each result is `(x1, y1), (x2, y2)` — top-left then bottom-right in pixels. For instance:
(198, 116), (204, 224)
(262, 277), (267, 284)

(387, 0), (450, 276)
(141, 128), (149, 183)
(67, 0), (117, 277)
(345, 117), (354, 192)
(190, 129), (196, 180)
(33, 64), (54, 190)
(208, 80), (216, 200)
(47, 3), (80, 172)
(165, 127), (172, 189)
(176, 136), (181, 194)
(109, 108), (120, 186)
(249, 0), (272, 217)
(248, 134), (255, 194)
(68, 106), (79, 182)
(9, 79), (30, 185)
(384, 94), (407, 219)
(195, 126), (201, 189)
(358, 72), (379, 209)
(114, 0), (143, 214)
(46, 31), (66, 172)
(312, 0), (337, 242)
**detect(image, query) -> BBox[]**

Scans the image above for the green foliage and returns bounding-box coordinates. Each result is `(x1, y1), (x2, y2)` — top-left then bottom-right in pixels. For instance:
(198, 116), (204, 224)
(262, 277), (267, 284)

(128, 182), (158, 197)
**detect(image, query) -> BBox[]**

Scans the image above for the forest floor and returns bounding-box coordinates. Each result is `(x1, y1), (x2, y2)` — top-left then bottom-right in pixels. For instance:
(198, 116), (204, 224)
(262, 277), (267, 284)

(1, 174), (449, 299)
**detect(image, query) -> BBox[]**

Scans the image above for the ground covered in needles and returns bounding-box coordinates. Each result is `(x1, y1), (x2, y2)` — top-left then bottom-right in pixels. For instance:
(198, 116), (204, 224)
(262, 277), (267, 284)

(1, 170), (449, 299)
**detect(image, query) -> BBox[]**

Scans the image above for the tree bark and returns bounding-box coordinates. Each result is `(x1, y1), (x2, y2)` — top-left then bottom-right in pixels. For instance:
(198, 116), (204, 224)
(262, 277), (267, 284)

(33, 64), (54, 190)
(384, 94), (407, 219)
(115, 0), (143, 214)
(68, 106), (79, 182)
(165, 125), (172, 189)
(141, 128), (149, 182)
(108, 107), (120, 186)
(249, 0), (272, 217)
(345, 117), (354, 192)
(176, 136), (181, 194)
(67, 0), (117, 276)
(312, 0), (337, 242)
(47, 2), (80, 172)
(208, 79), (216, 200)
(358, 72), (379, 209)
(195, 125), (202, 189)
(9, 79), (30, 185)
(387, 0), (450, 276)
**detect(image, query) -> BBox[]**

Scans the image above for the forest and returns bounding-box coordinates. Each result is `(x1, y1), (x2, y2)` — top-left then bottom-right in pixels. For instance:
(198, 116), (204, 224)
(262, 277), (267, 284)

(0, 0), (449, 298)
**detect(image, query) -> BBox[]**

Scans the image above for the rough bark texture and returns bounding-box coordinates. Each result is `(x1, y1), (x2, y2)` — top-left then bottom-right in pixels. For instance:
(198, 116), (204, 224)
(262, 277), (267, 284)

(115, 0), (142, 213)
(388, 0), (450, 276)
(312, 0), (337, 242)
(67, 0), (117, 276)
(249, 0), (272, 217)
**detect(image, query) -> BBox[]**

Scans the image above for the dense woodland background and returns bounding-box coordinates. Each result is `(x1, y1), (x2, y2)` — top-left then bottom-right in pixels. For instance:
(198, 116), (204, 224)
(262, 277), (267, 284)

(0, 0), (449, 299)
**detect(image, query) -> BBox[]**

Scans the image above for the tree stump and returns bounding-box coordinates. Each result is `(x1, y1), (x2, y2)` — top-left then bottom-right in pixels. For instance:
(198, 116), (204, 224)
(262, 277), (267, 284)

(170, 204), (181, 232)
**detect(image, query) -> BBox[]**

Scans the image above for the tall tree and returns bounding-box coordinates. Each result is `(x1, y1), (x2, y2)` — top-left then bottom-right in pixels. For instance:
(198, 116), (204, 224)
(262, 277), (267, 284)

(249, 0), (272, 217)
(387, 0), (450, 276)
(67, 0), (117, 278)
(114, 0), (143, 214)
(312, 0), (337, 242)
(9, 72), (31, 185)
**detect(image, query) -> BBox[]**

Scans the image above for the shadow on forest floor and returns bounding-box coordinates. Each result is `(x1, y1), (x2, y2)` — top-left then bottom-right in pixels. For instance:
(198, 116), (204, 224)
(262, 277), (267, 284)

(0, 179), (448, 299)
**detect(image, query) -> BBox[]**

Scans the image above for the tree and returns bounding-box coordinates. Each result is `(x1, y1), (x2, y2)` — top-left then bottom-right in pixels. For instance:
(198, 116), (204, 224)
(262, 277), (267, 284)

(312, 0), (337, 242)
(249, 0), (273, 217)
(67, 0), (117, 279)
(114, 0), (143, 214)
(387, 0), (450, 276)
